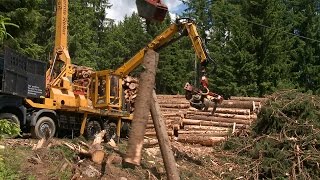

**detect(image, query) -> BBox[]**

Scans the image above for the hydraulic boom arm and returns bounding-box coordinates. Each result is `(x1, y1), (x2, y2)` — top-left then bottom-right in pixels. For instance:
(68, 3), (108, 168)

(114, 18), (212, 77)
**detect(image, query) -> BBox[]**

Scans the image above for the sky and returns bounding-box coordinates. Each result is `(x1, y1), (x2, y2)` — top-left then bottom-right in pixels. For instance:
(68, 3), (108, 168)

(106, 0), (187, 22)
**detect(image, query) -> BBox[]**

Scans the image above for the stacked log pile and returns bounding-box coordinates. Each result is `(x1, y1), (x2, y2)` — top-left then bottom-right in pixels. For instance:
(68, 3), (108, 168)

(144, 95), (267, 146)
(72, 65), (94, 95)
(120, 77), (267, 146)
(144, 95), (188, 138)
(122, 76), (139, 113)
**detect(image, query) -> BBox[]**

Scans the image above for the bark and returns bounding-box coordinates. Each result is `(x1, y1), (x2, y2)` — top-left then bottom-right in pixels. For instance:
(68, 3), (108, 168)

(189, 107), (251, 115)
(186, 111), (257, 120)
(182, 119), (249, 128)
(160, 104), (190, 108)
(177, 130), (229, 136)
(90, 130), (106, 164)
(150, 90), (179, 180)
(219, 100), (254, 110)
(185, 115), (251, 125)
(177, 135), (225, 146)
(161, 108), (188, 112)
(124, 50), (158, 166)
(230, 96), (268, 102)
(144, 130), (174, 136)
(183, 125), (230, 131)
(157, 95), (185, 99)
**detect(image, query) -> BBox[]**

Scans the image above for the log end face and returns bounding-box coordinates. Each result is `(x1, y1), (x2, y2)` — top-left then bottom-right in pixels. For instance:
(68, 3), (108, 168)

(91, 150), (105, 164)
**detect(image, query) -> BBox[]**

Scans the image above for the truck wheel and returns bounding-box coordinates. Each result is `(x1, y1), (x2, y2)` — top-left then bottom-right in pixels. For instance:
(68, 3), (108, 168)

(85, 120), (102, 140)
(0, 113), (20, 125)
(31, 116), (56, 139)
(103, 122), (117, 142)
(0, 113), (20, 138)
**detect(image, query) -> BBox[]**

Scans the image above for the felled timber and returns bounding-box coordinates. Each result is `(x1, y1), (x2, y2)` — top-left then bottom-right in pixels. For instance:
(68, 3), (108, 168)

(182, 119), (249, 128)
(177, 135), (225, 146)
(185, 115), (251, 125)
(183, 125), (230, 131)
(230, 96), (268, 102)
(219, 100), (255, 110)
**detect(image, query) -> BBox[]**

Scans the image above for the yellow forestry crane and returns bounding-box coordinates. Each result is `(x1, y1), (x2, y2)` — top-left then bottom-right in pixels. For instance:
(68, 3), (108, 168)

(0, 0), (213, 141)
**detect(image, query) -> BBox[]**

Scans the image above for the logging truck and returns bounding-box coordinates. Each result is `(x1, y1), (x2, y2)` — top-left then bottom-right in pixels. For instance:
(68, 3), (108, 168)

(0, 0), (211, 140)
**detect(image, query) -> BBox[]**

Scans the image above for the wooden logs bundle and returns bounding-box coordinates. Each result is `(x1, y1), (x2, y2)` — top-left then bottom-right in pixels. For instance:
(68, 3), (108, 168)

(72, 65), (94, 95)
(122, 76), (139, 113)
(142, 95), (266, 146)
(144, 95), (189, 138)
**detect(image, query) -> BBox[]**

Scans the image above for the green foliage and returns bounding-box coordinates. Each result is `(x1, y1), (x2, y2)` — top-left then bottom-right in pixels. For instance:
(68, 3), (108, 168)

(220, 90), (320, 179)
(0, 15), (19, 44)
(0, 148), (24, 180)
(0, 155), (19, 180)
(0, 120), (20, 139)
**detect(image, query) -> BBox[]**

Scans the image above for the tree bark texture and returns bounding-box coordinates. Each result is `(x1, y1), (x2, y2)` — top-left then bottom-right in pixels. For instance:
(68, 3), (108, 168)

(150, 90), (180, 180)
(124, 50), (158, 166)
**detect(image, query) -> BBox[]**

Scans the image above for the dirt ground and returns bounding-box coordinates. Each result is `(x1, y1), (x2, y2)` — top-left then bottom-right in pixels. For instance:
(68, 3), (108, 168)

(0, 137), (238, 180)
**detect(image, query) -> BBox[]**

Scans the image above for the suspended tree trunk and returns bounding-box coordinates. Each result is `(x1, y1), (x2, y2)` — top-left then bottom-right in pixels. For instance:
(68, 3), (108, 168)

(124, 50), (158, 166)
(150, 90), (179, 180)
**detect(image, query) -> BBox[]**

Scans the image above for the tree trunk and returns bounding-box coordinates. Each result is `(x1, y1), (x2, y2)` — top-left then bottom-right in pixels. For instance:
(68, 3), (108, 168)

(189, 107), (251, 115)
(160, 104), (190, 108)
(185, 115), (251, 125)
(124, 50), (158, 166)
(230, 96), (268, 102)
(177, 130), (229, 136)
(182, 119), (249, 128)
(183, 125), (230, 131)
(219, 100), (255, 110)
(186, 111), (257, 120)
(150, 90), (179, 180)
(177, 135), (225, 146)
(90, 130), (106, 164)
(144, 130), (174, 136)
(157, 95), (185, 99)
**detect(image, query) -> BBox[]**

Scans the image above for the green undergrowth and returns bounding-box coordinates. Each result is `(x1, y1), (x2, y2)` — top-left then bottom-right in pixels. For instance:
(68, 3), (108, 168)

(216, 90), (320, 179)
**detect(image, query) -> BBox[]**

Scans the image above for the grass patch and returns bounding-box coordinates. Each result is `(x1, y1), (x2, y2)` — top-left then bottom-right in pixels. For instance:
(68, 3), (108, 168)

(0, 148), (28, 180)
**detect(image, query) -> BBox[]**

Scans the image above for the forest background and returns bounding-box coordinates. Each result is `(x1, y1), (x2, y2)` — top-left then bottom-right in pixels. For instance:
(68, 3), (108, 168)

(1, 0), (319, 97)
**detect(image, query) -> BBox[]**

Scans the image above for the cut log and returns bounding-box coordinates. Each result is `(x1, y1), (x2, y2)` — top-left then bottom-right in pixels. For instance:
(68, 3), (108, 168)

(150, 90), (179, 180)
(157, 100), (190, 104)
(182, 119), (249, 128)
(177, 130), (229, 137)
(183, 125), (230, 131)
(160, 104), (190, 109)
(124, 49), (158, 166)
(157, 95), (185, 99)
(90, 130), (106, 164)
(129, 83), (137, 90)
(185, 115), (251, 125)
(230, 96), (268, 102)
(219, 100), (254, 110)
(161, 108), (188, 112)
(189, 107), (250, 115)
(186, 111), (257, 120)
(145, 130), (174, 136)
(177, 135), (225, 146)
(143, 138), (159, 148)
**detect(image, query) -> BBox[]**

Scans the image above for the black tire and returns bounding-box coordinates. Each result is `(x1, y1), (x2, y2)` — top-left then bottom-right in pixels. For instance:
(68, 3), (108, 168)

(31, 116), (56, 139)
(0, 113), (20, 125)
(103, 122), (117, 142)
(0, 113), (20, 138)
(85, 120), (102, 140)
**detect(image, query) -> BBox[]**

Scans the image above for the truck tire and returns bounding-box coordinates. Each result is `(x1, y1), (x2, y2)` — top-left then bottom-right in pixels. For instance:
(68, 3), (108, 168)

(31, 116), (56, 139)
(103, 122), (117, 142)
(0, 113), (20, 138)
(85, 120), (102, 140)
(0, 113), (20, 125)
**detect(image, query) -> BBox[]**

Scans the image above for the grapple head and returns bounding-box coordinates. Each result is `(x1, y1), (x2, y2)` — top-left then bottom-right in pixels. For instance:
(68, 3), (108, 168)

(136, 0), (168, 22)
